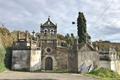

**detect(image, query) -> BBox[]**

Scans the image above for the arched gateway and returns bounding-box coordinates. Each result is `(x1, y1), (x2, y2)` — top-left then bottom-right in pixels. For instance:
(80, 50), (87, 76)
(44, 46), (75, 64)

(45, 57), (53, 70)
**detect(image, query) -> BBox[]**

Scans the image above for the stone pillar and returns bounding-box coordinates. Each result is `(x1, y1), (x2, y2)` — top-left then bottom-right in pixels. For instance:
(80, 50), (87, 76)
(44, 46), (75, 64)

(17, 31), (20, 41)
(32, 30), (35, 40)
(25, 31), (29, 41)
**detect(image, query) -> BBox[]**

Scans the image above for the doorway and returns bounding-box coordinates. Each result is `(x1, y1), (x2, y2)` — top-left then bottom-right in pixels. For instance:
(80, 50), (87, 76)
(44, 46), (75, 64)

(45, 57), (53, 70)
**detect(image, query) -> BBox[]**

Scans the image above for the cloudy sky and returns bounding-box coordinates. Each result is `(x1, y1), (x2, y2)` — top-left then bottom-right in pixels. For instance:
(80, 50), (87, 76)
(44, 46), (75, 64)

(0, 0), (120, 42)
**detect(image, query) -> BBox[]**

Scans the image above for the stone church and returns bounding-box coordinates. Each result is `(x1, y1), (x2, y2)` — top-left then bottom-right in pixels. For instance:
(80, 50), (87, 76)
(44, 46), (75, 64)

(12, 14), (99, 73)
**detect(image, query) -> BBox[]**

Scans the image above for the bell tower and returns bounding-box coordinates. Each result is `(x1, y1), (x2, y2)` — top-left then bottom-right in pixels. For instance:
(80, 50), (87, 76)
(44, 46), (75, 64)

(40, 17), (57, 70)
(40, 17), (57, 39)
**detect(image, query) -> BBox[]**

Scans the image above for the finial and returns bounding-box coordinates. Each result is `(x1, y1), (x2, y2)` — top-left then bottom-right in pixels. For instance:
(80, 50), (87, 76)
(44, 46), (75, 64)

(48, 16), (50, 21)
(32, 30), (35, 40)
(32, 30), (35, 35)
(17, 31), (20, 41)
(25, 30), (28, 41)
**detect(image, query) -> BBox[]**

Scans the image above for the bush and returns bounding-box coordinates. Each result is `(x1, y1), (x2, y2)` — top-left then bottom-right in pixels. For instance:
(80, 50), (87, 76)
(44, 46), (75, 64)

(88, 68), (120, 80)
(0, 42), (6, 72)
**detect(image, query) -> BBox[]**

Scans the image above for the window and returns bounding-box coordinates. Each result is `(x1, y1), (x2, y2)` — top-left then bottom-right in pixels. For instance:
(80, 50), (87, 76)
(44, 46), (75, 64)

(44, 29), (48, 33)
(50, 29), (54, 34)
(44, 29), (48, 35)
(45, 47), (52, 53)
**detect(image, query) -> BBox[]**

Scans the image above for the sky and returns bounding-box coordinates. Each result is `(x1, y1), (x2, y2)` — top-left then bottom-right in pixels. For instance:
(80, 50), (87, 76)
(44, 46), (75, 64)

(0, 0), (120, 42)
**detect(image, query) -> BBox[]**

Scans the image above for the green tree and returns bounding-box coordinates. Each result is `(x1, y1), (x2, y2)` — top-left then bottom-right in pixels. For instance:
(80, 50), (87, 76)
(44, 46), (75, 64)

(77, 12), (87, 43)
(57, 34), (65, 40)
(64, 33), (76, 46)
(65, 33), (71, 45)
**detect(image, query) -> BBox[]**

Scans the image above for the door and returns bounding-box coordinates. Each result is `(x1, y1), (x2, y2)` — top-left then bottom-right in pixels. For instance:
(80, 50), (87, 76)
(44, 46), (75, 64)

(45, 57), (53, 70)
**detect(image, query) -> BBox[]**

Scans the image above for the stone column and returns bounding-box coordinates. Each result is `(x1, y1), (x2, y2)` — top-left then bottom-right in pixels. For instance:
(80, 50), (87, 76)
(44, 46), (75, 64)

(25, 31), (29, 41)
(17, 31), (20, 41)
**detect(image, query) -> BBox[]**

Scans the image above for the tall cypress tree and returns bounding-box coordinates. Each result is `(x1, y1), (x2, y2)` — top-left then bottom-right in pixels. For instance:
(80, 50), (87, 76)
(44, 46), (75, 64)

(77, 12), (87, 43)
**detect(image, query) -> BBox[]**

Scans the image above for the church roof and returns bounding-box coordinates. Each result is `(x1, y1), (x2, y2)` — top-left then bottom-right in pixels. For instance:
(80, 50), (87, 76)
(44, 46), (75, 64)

(41, 17), (57, 28)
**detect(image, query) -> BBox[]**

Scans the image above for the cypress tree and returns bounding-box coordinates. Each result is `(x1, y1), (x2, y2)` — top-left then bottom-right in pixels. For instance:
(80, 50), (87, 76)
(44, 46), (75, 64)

(77, 12), (87, 43)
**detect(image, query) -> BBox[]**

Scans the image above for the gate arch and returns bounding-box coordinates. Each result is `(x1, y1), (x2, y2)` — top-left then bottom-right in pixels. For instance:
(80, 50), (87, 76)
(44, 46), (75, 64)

(45, 57), (53, 70)
(42, 55), (57, 70)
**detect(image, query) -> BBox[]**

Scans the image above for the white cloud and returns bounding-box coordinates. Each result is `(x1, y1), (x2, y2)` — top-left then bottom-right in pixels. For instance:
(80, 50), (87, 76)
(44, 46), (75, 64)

(0, 0), (120, 42)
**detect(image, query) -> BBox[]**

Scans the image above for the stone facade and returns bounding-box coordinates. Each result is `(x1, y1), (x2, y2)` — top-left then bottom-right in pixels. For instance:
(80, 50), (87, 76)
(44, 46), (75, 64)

(12, 50), (30, 70)
(40, 18), (57, 70)
(12, 18), (99, 73)
(99, 47), (120, 74)
(12, 32), (41, 71)
(56, 47), (69, 70)
(68, 43), (99, 73)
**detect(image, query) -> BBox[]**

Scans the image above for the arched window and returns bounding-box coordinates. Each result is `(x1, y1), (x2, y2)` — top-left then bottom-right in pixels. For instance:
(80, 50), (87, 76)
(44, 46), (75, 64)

(50, 29), (54, 34)
(44, 29), (48, 35)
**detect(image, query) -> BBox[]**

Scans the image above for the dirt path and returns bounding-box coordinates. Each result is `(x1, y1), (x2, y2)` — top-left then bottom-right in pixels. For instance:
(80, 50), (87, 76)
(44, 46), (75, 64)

(0, 71), (98, 80)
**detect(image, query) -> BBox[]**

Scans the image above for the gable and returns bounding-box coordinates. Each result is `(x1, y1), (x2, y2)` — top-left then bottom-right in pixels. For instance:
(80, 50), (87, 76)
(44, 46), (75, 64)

(42, 18), (57, 28)
(79, 43), (96, 51)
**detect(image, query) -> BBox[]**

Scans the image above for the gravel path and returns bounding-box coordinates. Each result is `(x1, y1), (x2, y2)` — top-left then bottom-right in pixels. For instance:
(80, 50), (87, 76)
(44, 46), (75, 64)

(0, 71), (98, 80)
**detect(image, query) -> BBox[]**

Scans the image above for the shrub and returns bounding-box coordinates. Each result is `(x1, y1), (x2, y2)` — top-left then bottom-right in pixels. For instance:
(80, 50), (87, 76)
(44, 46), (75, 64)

(88, 68), (120, 80)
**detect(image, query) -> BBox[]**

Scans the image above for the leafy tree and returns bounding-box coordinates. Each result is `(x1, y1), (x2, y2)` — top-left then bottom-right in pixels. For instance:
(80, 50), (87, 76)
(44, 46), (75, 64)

(64, 33), (76, 46)
(0, 26), (13, 71)
(57, 34), (65, 40)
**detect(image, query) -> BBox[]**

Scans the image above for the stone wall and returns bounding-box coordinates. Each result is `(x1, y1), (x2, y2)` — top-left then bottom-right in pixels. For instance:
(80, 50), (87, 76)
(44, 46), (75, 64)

(68, 44), (99, 73)
(116, 61), (120, 74)
(78, 51), (99, 73)
(99, 61), (110, 69)
(56, 47), (69, 70)
(99, 60), (120, 74)
(12, 49), (41, 71)
(12, 50), (30, 71)
(68, 46), (78, 72)
(30, 50), (41, 71)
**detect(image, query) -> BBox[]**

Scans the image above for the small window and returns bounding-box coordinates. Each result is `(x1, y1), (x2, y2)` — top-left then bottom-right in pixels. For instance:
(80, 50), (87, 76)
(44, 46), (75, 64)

(45, 47), (52, 53)
(50, 29), (54, 34)
(44, 29), (48, 35)
(47, 48), (51, 52)
(44, 29), (48, 33)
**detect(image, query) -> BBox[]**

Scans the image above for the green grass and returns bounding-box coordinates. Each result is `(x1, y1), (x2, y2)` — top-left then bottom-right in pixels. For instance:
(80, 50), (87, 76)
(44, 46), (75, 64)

(0, 63), (6, 72)
(0, 42), (6, 72)
(87, 68), (120, 80)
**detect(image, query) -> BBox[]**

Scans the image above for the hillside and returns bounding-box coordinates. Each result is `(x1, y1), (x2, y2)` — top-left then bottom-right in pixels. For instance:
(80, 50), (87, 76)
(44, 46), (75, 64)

(0, 27), (14, 71)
